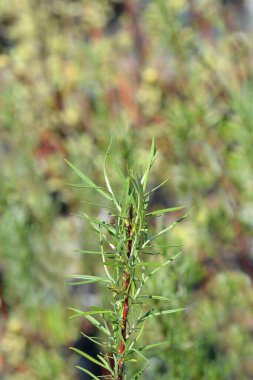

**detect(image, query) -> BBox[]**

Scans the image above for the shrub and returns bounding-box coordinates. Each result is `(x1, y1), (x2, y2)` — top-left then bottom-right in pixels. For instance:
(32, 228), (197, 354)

(66, 140), (188, 379)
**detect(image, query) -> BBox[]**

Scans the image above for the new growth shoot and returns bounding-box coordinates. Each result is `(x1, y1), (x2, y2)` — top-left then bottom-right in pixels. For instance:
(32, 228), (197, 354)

(66, 140), (188, 380)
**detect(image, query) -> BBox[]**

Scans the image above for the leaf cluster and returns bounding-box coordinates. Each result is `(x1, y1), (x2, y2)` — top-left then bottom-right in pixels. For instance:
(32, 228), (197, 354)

(66, 140), (187, 379)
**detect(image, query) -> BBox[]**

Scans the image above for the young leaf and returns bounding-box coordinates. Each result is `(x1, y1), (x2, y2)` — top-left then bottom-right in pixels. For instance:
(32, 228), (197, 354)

(146, 206), (184, 217)
(83, 315), (111, 336)
(138, 341), (167, 352)
(143, 208), (192, 247)
(131, 365), (148, 380)
(64, 183), (107, 190)
(97, 354), (113, 373)
(65, 159), (113, 201)
(110, 156), (128, 189)
(70, 347), (108, 370)
(141, 137), (157, 192)
(80, 200), (115, 210)
(137, 308), (185, 324)
(141, 251), (160, 255)
(150, 178), (169, 193)
(74, 250), (102, 255)
(81, 332), (107, 348)
(136, 295), (170, 301)
(68, 307), (113, 319)
(134, 252), (182, 299)
(66, 274), (110, 285)
(76, 366), (100, 380)
(103, 141), (121, 211)
(134, 260), (163, 267)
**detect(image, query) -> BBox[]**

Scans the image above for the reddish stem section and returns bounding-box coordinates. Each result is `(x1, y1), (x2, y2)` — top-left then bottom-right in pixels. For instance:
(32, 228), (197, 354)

(118, 206), (133, 380)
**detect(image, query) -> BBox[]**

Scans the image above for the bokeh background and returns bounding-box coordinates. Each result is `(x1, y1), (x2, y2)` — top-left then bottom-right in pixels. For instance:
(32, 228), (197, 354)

(1, 1), (253, 379)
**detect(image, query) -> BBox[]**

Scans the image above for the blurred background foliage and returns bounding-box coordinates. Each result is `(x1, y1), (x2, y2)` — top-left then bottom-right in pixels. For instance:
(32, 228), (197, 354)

(1, 0), (253, 379)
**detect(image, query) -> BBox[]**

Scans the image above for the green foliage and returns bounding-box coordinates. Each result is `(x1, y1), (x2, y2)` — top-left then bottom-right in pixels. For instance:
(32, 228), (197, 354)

(1, 1), (253, 378)
(67, 142), (186, 379)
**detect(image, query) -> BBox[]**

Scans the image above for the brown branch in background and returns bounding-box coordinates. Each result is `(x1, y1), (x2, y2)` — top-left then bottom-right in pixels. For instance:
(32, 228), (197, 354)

(118, 205), (133, 380)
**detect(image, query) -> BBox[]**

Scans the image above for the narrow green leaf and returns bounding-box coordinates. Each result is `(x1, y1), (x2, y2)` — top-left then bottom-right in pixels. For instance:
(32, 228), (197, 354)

(65, 159), (113, 201)
(131, 175), (144, 214)
(141, 137), (157, 192)
(134, 262), (162, 267)
(82, 213), (116, 236)
(64, 183), (107, 190)
(143, 244), (183, 248)
(136, 309), (153, 324)
(81, 332), (106, 348)
(138, 341), (167, 352)
(103, 261), (123, 268)
(67, 281), (100, 285)
(141, 251), (160, 255)
(131, 365), (148, 380)
(84, 315), (110, 336)
(70, 347), (108, 370)
(68, 307), (113, 319)
(76, 366), (100, 380)
(176, 206), (194, 222)
(133, 322), (145, 345)
(137, 308), (185, 324)
(74, 250), (102, 255)
(103, 141), (121, 211)
(110, 157), (128, 189)
(81, 213), (106, 225)
(130, 348), (148, 362)
(146, 206), (184, 217)
(134, 252), (182, 300)
(137, 295), (170, 301)
(67, 275), (110, 284)
(100, 230), (113, 281)
(83, 212), (100, 232)
(143, 208), (191, 247)
(89, 306), (112, 313)
(146, 252), (182, 279)
(150, 178), (169, 193)
(97, 354), (113, 373)
(80, 201), (115, 210)
(127, 322), (145, 353)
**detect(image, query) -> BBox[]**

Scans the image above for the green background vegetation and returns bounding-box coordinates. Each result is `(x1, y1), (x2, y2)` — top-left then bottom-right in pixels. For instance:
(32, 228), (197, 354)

(0, 1), (253, 379)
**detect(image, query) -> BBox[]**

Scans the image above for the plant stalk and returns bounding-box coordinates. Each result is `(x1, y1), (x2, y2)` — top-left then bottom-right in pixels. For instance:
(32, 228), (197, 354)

(118, 206), (133, 380)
